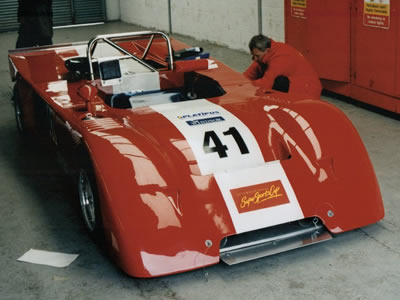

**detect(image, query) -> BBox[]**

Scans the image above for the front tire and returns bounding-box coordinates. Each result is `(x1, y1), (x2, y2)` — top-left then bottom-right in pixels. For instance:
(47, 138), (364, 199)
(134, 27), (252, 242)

(78, 161), (104, 239)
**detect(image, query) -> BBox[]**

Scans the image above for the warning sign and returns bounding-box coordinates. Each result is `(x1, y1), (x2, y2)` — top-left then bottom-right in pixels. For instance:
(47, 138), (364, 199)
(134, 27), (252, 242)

(364, 0), (390, 29)
(291, 0), (307, 19)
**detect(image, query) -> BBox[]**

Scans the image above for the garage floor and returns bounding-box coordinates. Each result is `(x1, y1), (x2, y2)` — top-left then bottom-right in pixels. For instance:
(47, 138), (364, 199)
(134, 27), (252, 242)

(0, 22), (399, 300)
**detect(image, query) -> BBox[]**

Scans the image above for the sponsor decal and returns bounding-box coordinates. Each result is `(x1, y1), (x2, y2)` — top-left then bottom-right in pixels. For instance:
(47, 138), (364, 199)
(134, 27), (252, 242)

(230, 180), (290, 214)
(177, 111), (220, 120)
(215, 162), (304, 233)
(186, 116), (225, 126)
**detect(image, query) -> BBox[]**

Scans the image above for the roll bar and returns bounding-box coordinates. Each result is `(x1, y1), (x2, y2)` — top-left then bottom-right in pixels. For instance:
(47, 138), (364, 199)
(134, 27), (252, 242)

(86, 31), (174, 80)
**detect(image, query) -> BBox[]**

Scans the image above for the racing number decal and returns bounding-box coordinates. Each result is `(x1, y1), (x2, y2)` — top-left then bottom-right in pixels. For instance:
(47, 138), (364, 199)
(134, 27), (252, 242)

(203, 131), (228, 157)
(223, 127), (250, 155)
(203, 127), (249, 158)
(151, 99), (264, 175)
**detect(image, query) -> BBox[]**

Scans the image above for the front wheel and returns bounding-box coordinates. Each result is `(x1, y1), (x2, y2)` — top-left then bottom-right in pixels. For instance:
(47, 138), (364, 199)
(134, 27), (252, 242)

(78, 164), (103, 239)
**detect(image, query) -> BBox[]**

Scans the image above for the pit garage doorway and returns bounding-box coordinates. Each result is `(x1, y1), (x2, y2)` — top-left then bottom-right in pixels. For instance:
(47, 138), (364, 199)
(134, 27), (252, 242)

(0, 0), (105, 33)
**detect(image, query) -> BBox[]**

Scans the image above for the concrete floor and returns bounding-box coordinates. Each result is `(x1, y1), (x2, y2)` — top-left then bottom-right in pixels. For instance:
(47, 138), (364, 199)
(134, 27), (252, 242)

(0, 22), (399, 300)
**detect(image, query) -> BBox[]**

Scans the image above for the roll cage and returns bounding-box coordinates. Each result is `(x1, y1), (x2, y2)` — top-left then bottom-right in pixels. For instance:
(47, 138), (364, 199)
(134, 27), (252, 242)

(86, 31), (174, 80)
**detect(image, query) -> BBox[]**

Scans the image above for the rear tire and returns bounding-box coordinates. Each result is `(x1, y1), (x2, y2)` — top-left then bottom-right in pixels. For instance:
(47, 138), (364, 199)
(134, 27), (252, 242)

(13, 87), (25, 136)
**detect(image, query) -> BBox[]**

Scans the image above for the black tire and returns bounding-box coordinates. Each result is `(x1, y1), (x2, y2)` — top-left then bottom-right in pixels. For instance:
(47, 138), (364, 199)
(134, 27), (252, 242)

(13, 86), (25, 136)
(77, 158), (104, 241)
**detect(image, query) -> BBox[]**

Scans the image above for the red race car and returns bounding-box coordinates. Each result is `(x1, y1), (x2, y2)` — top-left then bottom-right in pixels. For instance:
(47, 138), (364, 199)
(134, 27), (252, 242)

(8, 31), (384, 277)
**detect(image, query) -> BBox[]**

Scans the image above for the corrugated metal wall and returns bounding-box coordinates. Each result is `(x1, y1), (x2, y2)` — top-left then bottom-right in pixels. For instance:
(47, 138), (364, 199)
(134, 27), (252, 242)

(0, 0), (105, 33)
(54, 0), (73, 26)
(0, 0), (19, 32)
(74, 0), (105, 24)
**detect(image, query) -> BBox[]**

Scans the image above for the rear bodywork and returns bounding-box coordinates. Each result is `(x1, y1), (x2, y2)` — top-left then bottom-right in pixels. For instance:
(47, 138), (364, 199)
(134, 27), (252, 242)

(8, 31), (384, 277)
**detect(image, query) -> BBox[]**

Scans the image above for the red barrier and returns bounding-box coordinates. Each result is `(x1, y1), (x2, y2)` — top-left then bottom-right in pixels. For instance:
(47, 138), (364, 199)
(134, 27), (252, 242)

(285, 0), (400, 114)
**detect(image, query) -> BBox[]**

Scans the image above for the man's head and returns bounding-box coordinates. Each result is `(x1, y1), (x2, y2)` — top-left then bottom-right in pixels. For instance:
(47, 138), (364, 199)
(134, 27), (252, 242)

(248, 34), (271, 63)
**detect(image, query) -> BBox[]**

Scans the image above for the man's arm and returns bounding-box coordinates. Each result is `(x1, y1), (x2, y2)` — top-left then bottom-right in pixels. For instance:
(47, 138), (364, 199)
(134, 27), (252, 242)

(250, 69), (276, 89)
(243, 61), (265, 81)
(250, 53), (296, 89)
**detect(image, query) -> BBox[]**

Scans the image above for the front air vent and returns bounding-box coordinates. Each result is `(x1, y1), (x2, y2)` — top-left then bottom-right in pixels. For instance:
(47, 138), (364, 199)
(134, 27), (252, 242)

(220, 218), (332, 265)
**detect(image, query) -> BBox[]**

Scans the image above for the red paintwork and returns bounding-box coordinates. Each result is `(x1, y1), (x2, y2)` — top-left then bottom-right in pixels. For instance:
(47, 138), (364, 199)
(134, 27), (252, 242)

(285, 0), (400, 114)
(8, 32), (384, 277)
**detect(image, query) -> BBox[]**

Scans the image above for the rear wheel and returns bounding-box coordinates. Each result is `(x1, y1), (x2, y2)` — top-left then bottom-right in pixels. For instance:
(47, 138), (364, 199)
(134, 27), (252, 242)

(13, 87), (25, 135)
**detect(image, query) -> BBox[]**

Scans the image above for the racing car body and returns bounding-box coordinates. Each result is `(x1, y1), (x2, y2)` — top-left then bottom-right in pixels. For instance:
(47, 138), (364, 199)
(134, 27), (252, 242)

(8, 31), (384, 277)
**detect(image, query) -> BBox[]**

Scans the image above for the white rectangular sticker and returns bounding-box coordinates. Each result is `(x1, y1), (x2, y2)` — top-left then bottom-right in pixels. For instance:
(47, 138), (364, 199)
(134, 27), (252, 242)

(151, 99), (265, 175)
(17, 249), (79, 268)
(214, 161), (304, 234)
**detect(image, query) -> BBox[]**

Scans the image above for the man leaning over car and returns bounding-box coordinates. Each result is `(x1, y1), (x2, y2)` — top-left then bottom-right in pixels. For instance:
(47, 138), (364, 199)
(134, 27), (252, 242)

(244, 34), (322, 99)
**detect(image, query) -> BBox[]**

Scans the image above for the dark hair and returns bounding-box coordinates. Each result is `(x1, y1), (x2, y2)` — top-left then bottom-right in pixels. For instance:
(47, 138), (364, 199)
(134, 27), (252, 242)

(248, 34), (271, 51)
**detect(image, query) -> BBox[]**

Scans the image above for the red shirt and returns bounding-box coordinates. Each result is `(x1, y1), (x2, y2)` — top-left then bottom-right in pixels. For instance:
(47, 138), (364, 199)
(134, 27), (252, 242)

(243, 40), (322, 99)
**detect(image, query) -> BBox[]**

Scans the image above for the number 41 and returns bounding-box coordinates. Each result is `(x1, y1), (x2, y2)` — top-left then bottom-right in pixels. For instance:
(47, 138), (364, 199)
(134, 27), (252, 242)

(203, 127), (249, 158)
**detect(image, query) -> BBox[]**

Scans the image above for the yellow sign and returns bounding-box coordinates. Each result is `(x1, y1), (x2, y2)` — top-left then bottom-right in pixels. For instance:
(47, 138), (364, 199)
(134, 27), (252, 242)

(364, 0), (390, 29)
(292, 0), (306, 8)
(291, 0), (307, 19)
